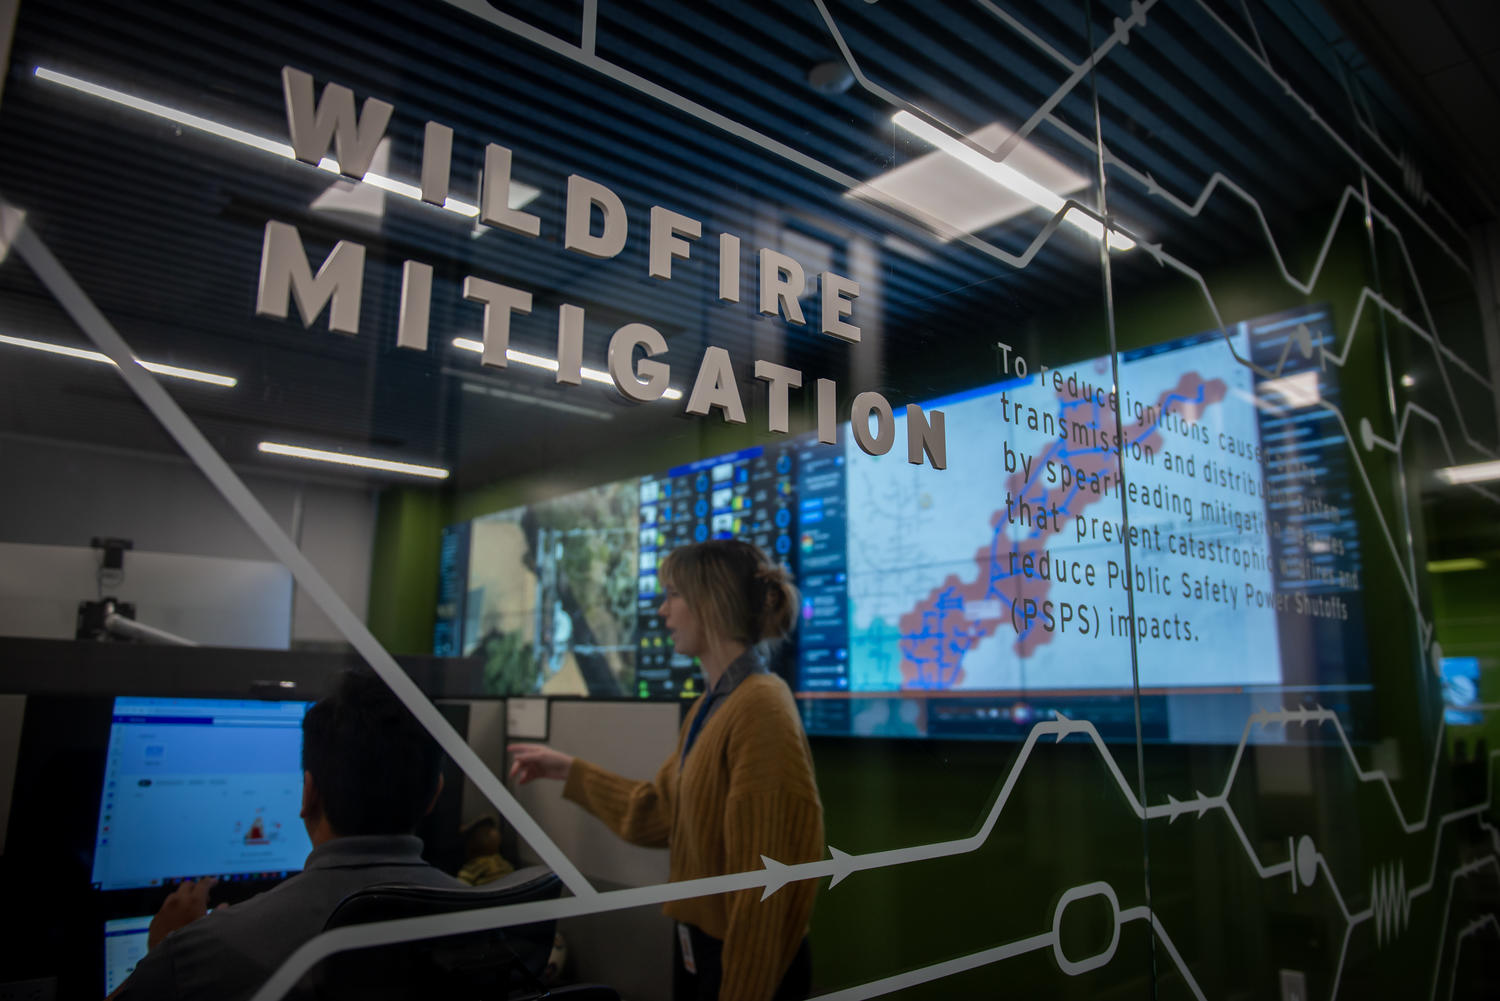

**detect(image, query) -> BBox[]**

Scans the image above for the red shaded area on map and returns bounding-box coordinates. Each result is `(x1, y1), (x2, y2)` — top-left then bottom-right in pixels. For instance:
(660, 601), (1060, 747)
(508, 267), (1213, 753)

(896, 372), (1227, 687)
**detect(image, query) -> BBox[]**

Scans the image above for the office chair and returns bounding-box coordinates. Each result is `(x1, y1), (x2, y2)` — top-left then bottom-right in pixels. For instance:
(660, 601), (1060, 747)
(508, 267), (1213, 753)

(296, 865), (612, 1001)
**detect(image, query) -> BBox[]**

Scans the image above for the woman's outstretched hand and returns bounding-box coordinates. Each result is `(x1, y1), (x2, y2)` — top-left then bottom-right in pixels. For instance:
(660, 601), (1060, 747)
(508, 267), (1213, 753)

(507, 743), (574, 785)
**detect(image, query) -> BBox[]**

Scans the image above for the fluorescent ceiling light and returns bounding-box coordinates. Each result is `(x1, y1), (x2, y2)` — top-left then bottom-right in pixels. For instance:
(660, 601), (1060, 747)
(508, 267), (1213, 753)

(854, 111), (1133, 251)
(1436, 461), (1500, 486)
(1233, 386), (1287, 418)
(258, 441), (449, 479)
(1427, 558), (1485, 573)
(33, 67), (540, 217)
(0, 332), (237, 387)
(459, 380), (613, 420)
(452, 337), (684, 401)
(881, 233), (934, 262)
(1257, 370), (1320, 409)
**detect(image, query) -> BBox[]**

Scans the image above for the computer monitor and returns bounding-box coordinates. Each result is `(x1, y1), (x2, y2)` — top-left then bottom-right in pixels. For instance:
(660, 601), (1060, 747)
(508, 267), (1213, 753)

(1442, 656), (1482, 726)
(90, 697), (313, 891)
(2, 669), (470, 998)
(103, 915), (152, 994)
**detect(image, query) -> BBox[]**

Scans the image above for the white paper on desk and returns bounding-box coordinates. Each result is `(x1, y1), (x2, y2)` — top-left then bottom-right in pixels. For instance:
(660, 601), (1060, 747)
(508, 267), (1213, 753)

(506, 697), (549, 739)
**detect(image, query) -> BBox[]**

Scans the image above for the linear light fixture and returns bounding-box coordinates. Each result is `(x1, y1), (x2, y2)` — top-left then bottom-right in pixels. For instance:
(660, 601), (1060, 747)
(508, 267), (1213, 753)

(258, 441), (449, 479)
(1436, 460), (1500, 486)
(459, 380), (613, 421)
(33, 67), (540, 217)
(1257, 370), (1320, 409)
(0, 332), (237, 387)
(885, 111), (1134, 251)
(1426, 558), (1485, 573)
(451, 337), (684, 401)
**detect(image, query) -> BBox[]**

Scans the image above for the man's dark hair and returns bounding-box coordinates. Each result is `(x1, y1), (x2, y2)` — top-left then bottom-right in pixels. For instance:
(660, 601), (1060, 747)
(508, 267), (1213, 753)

(301, 670), (445, 836)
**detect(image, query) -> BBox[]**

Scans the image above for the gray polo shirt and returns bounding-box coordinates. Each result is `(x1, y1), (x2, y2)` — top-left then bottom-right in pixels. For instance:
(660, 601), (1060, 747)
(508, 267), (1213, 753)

(114, 835), (464, 1001)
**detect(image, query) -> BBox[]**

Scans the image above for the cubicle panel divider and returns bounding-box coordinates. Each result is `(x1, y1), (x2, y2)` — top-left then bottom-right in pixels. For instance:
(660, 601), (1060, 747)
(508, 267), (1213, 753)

(507, 699), (682, 1001)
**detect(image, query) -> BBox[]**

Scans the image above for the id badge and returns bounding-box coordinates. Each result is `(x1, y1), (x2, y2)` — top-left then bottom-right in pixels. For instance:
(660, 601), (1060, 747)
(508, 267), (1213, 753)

(677, 922), (697, 974)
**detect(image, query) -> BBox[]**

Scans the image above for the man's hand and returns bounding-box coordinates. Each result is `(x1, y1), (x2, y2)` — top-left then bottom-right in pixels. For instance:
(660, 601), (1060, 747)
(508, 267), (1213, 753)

(507, 743), (574, 785)
(148, 877), (219, 949)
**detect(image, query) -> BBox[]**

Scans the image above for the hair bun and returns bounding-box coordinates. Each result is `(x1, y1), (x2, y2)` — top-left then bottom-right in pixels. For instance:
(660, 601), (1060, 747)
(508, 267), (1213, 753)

(754, 564), (786, 584)
(659, 540), (799, 646)
(754, 561), (798, 642)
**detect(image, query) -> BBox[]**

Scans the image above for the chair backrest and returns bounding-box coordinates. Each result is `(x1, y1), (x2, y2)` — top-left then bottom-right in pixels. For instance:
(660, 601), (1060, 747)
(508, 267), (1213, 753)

(299, 866), (562, 1001)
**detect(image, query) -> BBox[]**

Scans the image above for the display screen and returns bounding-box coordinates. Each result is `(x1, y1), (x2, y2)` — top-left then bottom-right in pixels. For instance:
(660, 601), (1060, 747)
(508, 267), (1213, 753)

(437, 305), (1367, 742)
(103, 916), (152, 995)
(1442, 656), (1482, 726)
(90, 697), (313, 891)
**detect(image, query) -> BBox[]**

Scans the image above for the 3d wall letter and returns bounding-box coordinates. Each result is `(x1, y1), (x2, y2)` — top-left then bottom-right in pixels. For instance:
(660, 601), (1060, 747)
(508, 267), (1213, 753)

(608, 323), (671, 402)
(566, 175), (628, 259)
(255, 220), (365, 336)
(281, 66), (392, 179)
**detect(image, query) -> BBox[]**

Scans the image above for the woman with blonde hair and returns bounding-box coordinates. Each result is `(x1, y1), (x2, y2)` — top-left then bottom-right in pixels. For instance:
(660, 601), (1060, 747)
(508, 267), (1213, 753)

(509, 539), (823, 1000)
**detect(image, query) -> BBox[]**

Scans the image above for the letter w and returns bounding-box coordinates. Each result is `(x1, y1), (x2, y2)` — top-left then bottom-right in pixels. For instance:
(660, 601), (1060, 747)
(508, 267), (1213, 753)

(281, 66), (393, 179)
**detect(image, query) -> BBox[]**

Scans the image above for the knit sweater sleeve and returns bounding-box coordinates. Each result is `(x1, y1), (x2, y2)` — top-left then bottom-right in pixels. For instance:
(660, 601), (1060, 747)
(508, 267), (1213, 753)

(562, 752), (676, 848)
(718, 681), (824, 1001)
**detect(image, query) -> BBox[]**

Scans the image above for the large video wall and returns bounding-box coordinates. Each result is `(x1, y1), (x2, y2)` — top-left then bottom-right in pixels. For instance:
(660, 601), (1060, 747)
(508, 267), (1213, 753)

(436, 303), (1366, 742)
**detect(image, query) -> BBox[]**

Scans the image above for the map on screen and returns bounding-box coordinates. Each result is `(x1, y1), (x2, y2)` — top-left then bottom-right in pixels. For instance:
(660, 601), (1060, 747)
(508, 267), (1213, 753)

(845, 329), (1280, 693)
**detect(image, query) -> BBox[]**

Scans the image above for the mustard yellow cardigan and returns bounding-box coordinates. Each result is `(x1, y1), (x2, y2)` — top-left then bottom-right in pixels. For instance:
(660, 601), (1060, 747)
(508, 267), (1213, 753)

(563, 673), (824, 1000)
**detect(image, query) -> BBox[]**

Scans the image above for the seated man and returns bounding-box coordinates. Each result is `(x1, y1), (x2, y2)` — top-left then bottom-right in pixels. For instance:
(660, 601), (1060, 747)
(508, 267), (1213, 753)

(112, 670), (464, 1000)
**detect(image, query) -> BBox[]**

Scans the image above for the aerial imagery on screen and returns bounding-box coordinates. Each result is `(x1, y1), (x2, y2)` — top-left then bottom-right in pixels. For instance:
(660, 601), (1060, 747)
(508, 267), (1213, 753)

(456, 482), (639, 698)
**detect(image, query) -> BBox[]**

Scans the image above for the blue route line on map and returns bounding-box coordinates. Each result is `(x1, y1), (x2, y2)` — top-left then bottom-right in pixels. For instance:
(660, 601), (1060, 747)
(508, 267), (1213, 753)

(896, 380), (1213, 688)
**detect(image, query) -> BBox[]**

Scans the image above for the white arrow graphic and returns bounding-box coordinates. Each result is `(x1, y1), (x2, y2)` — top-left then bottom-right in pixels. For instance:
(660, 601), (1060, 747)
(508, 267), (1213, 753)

(828, 845), (855, 889)
(759, 855), (792, 901)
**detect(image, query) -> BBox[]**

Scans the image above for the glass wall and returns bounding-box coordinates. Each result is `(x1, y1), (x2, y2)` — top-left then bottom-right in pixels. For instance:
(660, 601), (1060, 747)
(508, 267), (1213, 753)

(0, 1), (1495, 999)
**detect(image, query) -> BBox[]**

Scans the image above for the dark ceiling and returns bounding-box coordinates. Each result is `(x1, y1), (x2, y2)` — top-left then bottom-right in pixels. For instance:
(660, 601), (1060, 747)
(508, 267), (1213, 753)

(1321, 0), (1500, 222)
(0, 0), (1492, 499)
